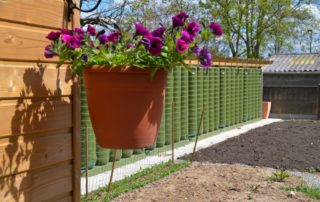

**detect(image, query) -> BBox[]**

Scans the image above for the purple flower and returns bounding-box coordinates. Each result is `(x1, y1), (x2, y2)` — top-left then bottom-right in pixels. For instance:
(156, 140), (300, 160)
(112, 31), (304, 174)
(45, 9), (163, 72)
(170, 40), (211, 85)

(209, 22), (223, 36)
(186, 21), (201, 36)
(82, 54), (88, 63)
(199, 48), (212, 68)
(107, 32), (121, 42)
(146, 36), (163, 56)
(172, 12), (189, 28)
(176, 39), (189, 53)
(44, 45), (55, 58)
(181, 30), (194, 44)
(87, 25), (97, 36)
(192, 45), (200, 56)
(62, 34), (81, 49)
(134, 23), (150, 37)
(61, 29), (73, 35)
(98, 34), (108, 44)
(151, 26), (166, 38)
(126, 44), (133, 49)
(74, 28), (85, 35)
(46, 31), (61, 41)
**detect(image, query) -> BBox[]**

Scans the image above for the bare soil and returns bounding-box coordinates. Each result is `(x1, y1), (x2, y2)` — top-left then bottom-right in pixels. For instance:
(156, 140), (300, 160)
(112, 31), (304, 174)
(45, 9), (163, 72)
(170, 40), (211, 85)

(113, 120), (320, 201)
(114, 163), (316, 202)
(184, 120), (320, 171)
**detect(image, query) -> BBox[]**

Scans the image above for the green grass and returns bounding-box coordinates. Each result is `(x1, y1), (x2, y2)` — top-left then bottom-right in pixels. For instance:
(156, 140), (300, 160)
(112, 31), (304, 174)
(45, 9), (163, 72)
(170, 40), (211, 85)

(283, 185), (320, 200)
(269, 170), (289, 182)
(82, 160), (190, 202)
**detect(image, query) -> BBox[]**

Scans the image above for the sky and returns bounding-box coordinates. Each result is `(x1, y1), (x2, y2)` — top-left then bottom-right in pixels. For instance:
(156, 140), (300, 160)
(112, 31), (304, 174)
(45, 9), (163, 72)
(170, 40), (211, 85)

(81, 0), (320, 55)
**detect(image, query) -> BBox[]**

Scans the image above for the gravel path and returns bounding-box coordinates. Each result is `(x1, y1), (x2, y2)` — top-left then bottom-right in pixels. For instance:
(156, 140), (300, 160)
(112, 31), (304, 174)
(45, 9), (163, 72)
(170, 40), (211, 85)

(291, 171), (320, 189)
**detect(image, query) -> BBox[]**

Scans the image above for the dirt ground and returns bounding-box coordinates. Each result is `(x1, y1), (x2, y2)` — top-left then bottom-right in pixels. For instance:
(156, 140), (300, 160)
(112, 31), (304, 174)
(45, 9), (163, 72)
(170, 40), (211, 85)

(114, 163), (316, 202)
(113, 120), (320, 201)
(184, 120), (320, 171)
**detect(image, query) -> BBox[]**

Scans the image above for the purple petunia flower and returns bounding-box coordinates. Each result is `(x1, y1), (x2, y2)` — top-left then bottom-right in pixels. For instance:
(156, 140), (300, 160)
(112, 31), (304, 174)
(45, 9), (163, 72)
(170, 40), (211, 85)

(199, 48), (212, 68)
(172, 12), (189, 28)
(186, 21), (201, 36)
(61, 29), (73, 35)
(209, 22), (223, 36)
(134, 23), (150, 37)
(181, 30), (194, 44)
(98, 34), (108, 44)
(191, 45), (200, 56)
(87, 25), (97, 36)
(62, 34), (81, 49)
(82, 53), (88, 63)
(145, 36), (163, 56)
(46, 31), (61, 41)
(126, 44), (133, 49)
(176, 39), (189, 53)
(74, 28), (85, 35)
(107, 32), (121, 42)
(44, 45), (55, 58)
(151, 26), (166, 38)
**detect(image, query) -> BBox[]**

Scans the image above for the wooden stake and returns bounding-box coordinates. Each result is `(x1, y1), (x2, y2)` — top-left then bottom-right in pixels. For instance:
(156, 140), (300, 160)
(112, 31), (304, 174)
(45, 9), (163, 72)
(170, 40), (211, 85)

(107, 150), (117, 192)
(85, 123), (89, 198)
(191, 105), (205, 162)
(171, 100), (175, 163)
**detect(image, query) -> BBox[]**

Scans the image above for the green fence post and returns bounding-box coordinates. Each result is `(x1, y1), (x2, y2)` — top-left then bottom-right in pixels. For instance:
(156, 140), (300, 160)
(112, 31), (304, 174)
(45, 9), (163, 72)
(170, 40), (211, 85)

(181, 69), (189, 140)
(173, 67), (182, 142)
(165, 70), (173, 145)
(188, 67), (197, 139)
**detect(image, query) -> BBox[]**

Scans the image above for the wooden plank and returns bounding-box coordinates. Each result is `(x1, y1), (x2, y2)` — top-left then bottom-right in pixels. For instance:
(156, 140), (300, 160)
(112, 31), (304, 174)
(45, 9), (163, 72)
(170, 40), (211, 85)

(0, 132), (73, 178)
(0, 99), (72, 137)
(0, 21), (59, 61)
(72, 78), (81, 202)
(0, 161), (73, 202)
(0, 61), (73, 98)
(0, 0), (65, 29)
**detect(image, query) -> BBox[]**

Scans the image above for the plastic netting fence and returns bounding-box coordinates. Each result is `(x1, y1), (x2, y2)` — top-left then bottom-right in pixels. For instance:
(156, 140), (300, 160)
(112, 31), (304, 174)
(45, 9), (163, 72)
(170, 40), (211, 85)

(80, 66), (262, 193)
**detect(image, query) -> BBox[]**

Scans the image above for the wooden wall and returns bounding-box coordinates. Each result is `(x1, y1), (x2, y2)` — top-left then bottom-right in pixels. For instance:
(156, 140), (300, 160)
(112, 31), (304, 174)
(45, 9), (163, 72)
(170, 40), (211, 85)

(0, 1), (80, 201)
(263, 74), (320, 119)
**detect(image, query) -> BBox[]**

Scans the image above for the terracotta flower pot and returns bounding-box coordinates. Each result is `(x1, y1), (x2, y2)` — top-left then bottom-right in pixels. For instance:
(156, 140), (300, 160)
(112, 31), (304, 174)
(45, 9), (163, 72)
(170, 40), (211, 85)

(83, 66), (168, 149)
(262, 101), (271, 119)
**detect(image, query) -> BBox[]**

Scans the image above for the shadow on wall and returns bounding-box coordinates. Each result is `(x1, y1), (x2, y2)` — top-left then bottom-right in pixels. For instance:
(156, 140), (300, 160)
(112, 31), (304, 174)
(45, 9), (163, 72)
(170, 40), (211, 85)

(0, 63), (74, 201)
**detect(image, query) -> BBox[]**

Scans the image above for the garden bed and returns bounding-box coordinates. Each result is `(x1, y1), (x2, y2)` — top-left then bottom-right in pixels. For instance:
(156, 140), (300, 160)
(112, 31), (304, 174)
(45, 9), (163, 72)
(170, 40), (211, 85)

(184, 120), (320, 171)
(114, 163), (317, 201)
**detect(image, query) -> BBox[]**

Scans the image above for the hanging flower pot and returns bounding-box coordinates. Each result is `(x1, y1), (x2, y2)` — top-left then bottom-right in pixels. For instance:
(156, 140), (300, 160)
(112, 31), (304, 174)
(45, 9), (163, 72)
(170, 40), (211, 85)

(43, 12), (223, 149)
(83, 66), (167, 149)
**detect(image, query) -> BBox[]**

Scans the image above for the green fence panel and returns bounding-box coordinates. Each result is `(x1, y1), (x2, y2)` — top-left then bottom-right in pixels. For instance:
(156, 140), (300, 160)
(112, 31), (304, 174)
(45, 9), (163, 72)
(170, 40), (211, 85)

(156, 108), (166, 147)
(173, 67), (182, 142)
(165, 71), (173, 145)
(208, 68), (214, 132)
(235, 68), (241, 124)
(258, 69), (263, 118)
(213, 68), (220, 130)
(110, 150), (122, 161)
(181, 69), (189, 140)
(188, 68), (197, 139)
(225, 67), (232, 126)
(122, 150), (133, 158)
(197, 68), (204, 135)
(133, 149), (144, 154)
(80, 80), (96, 170)
(96, 145), (110, 166)
(219, 68), (226, 128)
(243, 69), (248, 122)
(203, 69), (210, 134)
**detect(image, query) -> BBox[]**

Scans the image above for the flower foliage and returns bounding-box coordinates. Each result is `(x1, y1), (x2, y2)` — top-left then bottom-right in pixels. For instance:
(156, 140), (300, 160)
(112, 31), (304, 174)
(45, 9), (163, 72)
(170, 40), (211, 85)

(44, 12), (223, 75)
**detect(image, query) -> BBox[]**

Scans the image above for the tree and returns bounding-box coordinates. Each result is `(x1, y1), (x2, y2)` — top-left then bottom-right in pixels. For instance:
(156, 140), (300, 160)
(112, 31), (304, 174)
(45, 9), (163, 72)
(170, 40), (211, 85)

(200, 0), (317, 58)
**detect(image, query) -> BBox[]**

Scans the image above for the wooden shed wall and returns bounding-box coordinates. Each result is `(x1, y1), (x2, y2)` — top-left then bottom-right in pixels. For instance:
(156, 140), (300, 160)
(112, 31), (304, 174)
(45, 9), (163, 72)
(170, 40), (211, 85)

(0, 1), (80, 201)
(263, 74), (320, 118)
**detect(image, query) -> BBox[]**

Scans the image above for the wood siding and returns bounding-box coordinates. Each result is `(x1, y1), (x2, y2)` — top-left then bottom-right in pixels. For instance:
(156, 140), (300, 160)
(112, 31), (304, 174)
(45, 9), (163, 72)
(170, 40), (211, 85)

(263, 74), (320, 118)
(0, 1), (80, 201)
